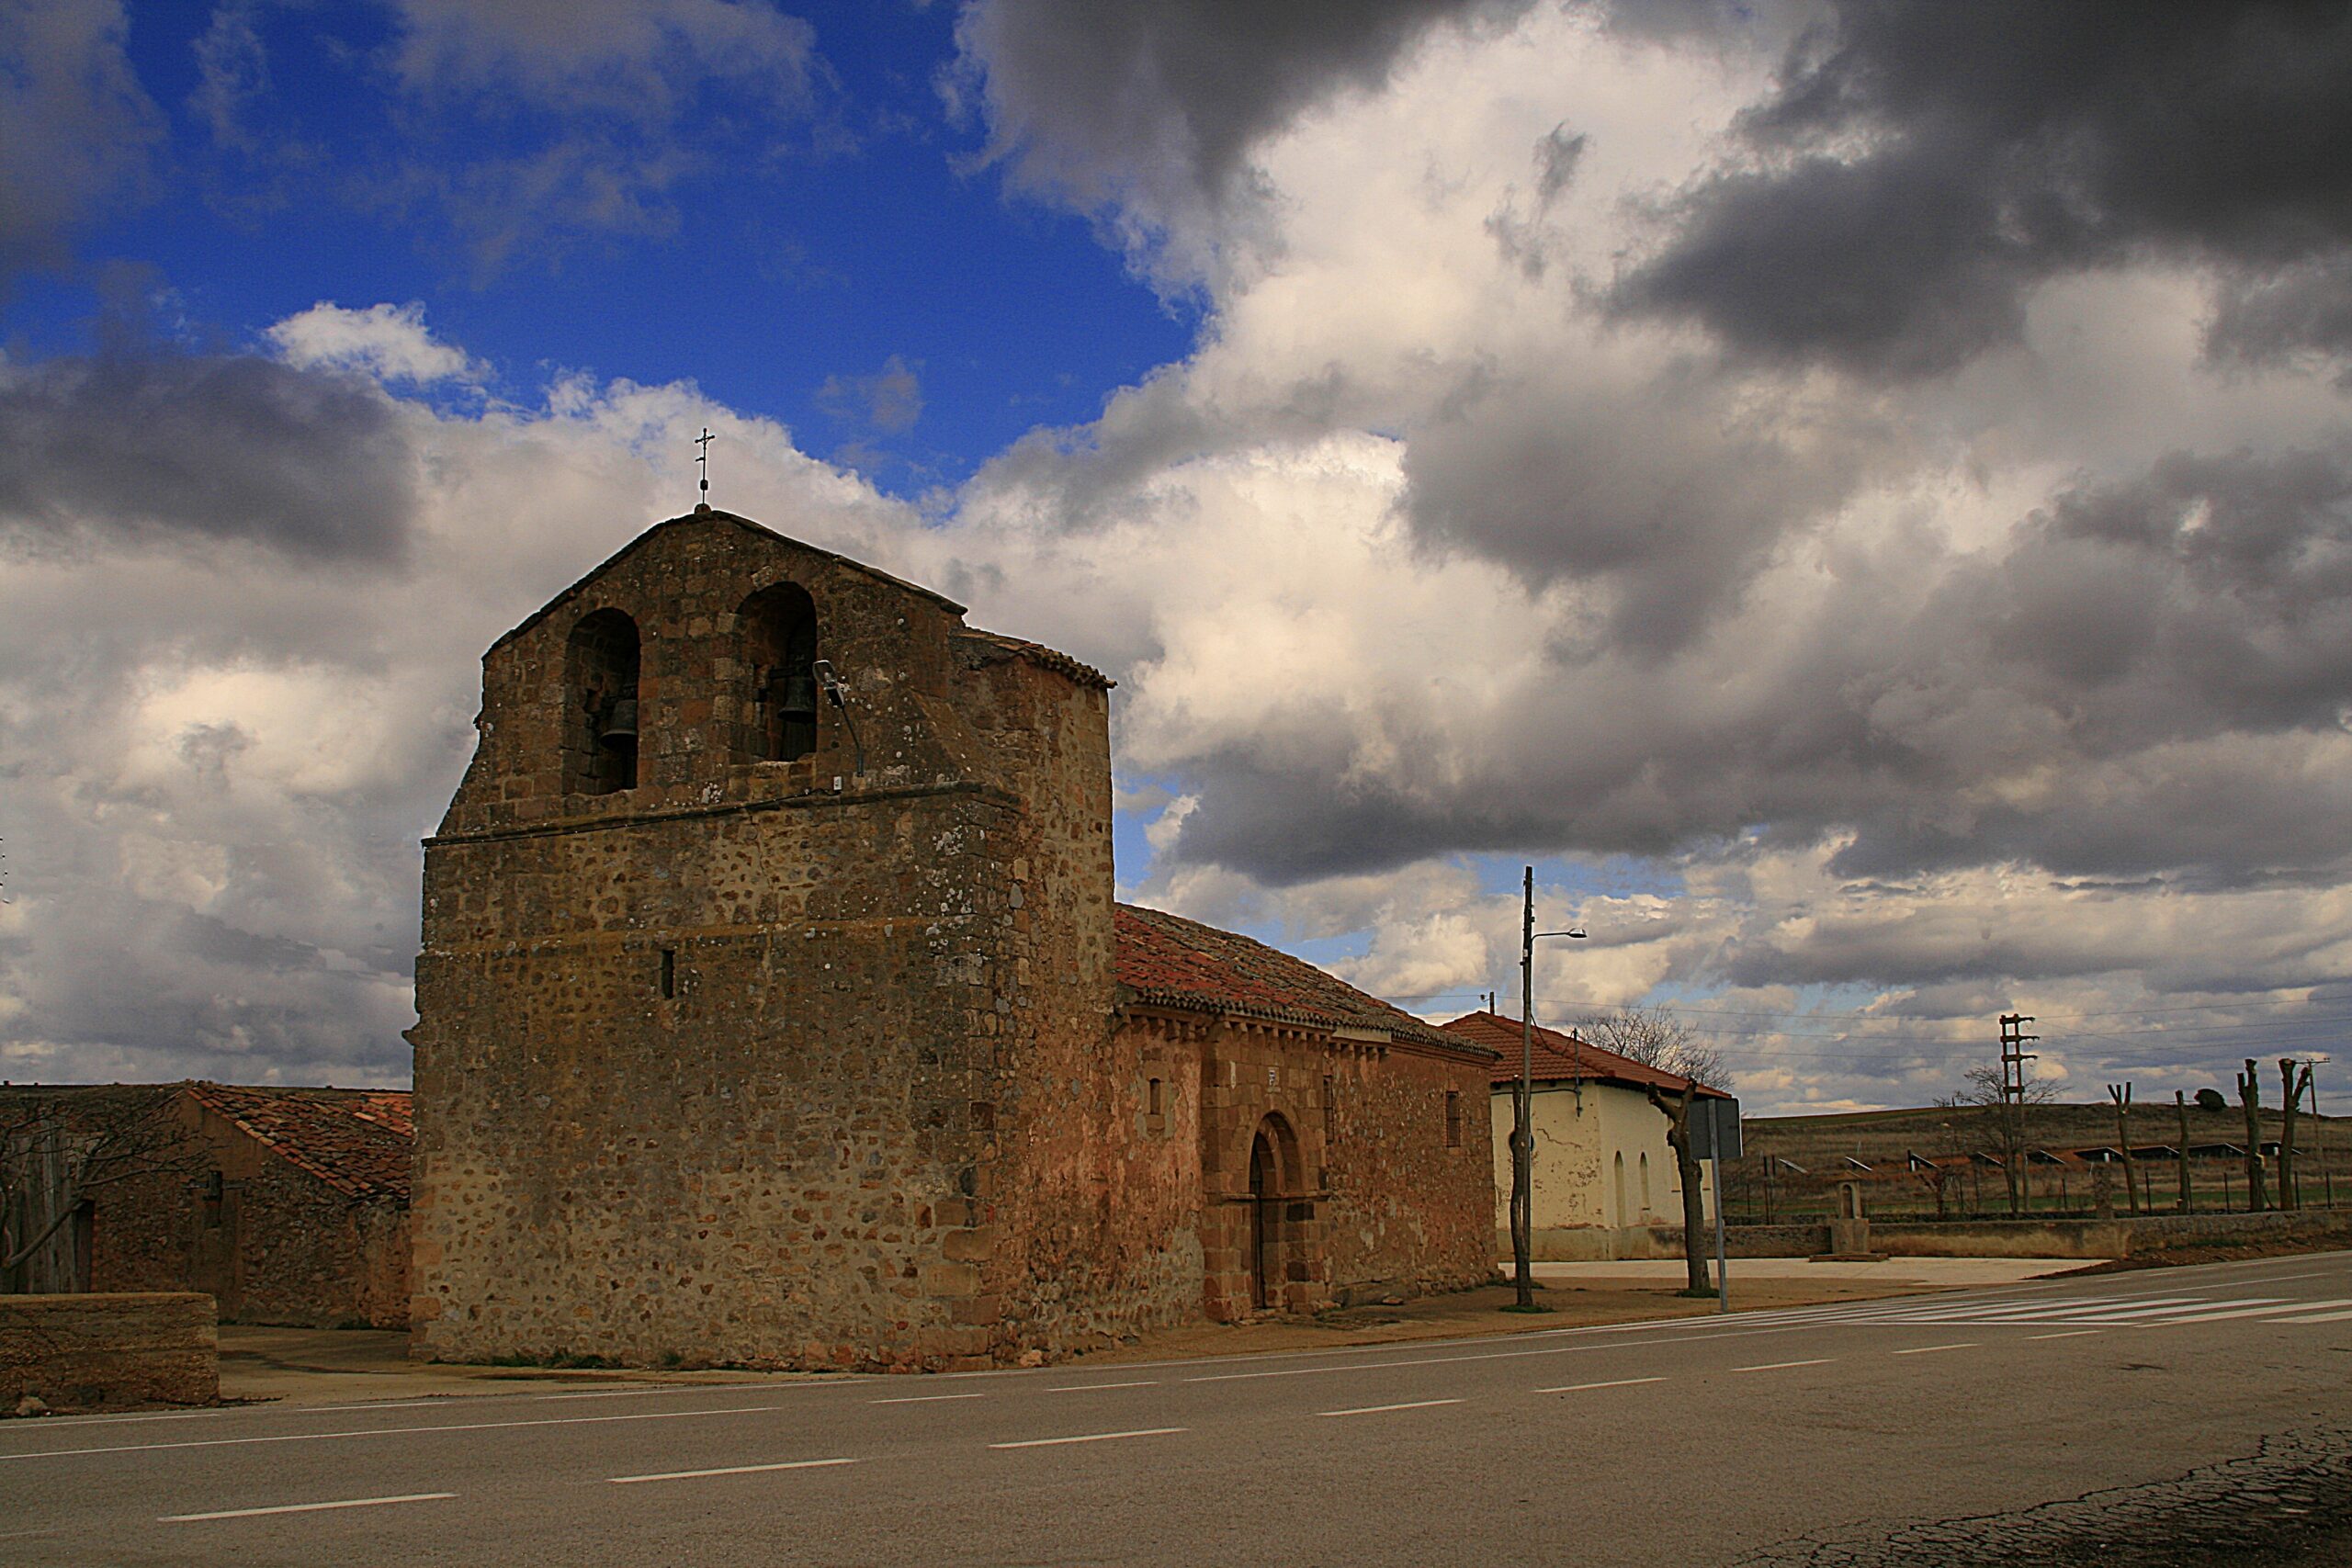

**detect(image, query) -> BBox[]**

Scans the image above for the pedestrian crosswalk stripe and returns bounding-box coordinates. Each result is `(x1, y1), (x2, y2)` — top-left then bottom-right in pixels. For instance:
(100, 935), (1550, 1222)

(1695, 1291), (2352, 1329)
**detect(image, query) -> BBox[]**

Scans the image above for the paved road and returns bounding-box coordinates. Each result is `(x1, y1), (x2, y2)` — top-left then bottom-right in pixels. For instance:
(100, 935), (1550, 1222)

(6, 1253), (2351, 1567)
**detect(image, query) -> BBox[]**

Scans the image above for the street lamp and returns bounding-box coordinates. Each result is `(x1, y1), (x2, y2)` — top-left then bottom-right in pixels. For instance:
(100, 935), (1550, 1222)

(1510, 864), (1587, 1310)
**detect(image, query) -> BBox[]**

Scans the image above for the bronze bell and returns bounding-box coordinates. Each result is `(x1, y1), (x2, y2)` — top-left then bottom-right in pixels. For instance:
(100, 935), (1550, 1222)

(775, 674), (819, 719)
(596, 696), (639, 748)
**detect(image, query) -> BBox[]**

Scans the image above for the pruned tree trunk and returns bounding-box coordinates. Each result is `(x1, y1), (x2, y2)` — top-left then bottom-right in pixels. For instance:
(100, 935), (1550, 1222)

(2109, 1083), (2140, 1215)
(2279, 1060), (2311, 1213)
(2238, 1060), (2268, 1213)
(1648, 1084), (1710, 1294)
(2176, 1089), (2192, 1213)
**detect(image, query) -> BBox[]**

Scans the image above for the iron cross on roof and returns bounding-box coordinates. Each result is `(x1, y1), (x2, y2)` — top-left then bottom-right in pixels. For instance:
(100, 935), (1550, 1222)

(695, 426), (714, 509)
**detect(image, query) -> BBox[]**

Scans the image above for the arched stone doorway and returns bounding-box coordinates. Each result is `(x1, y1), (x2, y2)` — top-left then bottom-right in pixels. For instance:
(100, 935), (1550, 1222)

(1249, 1129), (1277, 1309)
(1232, 1111), (1312, 1315)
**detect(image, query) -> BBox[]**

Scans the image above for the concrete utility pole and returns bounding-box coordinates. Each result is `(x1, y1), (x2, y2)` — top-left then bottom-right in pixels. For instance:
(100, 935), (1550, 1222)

(2109, 1083), (2140, 1215)
(1512, 867), (1535, 1309)
(1510, 866), (1586, 1311)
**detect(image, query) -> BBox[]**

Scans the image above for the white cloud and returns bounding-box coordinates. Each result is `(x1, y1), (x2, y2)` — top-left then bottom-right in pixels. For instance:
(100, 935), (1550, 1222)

(265, 301), (485, 387)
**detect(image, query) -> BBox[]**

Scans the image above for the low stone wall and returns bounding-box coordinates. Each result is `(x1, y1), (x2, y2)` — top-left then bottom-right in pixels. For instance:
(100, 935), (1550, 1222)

(1578, 1209), (2352, 1263)
(1512, 1223), (1833, 1262)
(1873, 1209), (2352, 1260)
(0, 1292), (218, 1412)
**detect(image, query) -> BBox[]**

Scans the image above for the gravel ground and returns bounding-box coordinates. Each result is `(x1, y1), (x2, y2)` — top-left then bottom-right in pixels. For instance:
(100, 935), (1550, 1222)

(1736, 1425), (2352, 1568)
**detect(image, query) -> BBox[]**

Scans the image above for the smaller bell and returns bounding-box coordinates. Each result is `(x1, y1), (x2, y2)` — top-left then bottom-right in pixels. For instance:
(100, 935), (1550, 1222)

(597, 696), (639, 748)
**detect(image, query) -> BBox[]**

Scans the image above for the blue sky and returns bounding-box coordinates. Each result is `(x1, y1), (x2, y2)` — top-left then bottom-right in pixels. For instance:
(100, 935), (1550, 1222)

(6, 1), (2352, 1113)
(16, 2), (1193, 494)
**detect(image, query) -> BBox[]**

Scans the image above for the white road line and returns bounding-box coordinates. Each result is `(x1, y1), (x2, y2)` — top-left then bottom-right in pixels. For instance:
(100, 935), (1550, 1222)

(536, 1387), (670, 1401)
(607, 1458), (856, 1484)
(1732, 1359), (1833, 1373)
(990, 1427), (1186, 1450)
(24, 1408), (231, 1428)
(1047, 1381), (1159, 1392)
(2028, 1330), (2099, 1340)
(1534, 1378), (1666, 1393)
(1317, 1399), (1464, 1418)
(1890, 1343), (1976, 1356)
(2278, 1307), (2352, 1324)
(287, 1399), (456, 1413)
(0, 1403), (795, 1463)
(870, 1393), (987, 1404)
(164, 1493), (457, 1523)
(2060, 1298), (2283, 1321)
(2145, 1298), (2352, 1325)
(1182, 1322), (1828, 1385)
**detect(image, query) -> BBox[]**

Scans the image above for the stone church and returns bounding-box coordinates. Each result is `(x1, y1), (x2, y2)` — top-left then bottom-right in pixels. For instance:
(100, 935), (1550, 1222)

(409, 506), (1495, 1371)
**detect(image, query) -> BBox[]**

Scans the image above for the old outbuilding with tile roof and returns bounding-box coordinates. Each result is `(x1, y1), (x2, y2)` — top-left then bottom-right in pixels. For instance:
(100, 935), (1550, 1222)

(1442, 1010), (1723, 1258)
(3, 1082), (413, 1327)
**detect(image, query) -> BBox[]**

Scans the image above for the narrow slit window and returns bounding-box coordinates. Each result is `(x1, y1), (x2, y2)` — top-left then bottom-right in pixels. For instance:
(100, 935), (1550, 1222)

(659, 948), (676, 999)
(1148, 1077), (1163, 1117)
(1444, 1090), (1462, 1149)
(1322, 1075), (1336, 1143)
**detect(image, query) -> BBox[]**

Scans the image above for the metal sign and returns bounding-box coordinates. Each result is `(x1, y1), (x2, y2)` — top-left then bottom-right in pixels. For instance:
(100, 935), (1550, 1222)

(1689, 1096), (1743, 1161)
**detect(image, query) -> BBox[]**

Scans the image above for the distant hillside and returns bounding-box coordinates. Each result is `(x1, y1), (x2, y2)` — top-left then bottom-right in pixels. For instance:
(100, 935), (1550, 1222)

(1723, 1100), (2349, 1222)
(1746, 1101), (2339, 1171)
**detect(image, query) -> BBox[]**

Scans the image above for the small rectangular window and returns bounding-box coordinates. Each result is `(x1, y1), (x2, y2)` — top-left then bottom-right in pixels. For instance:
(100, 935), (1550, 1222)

(1148, 1077), (1163, 1117)
(659, 948), (676, 999)
(1322, 1075), (1336, 1143)
(1444, 1090), (1462, 1149)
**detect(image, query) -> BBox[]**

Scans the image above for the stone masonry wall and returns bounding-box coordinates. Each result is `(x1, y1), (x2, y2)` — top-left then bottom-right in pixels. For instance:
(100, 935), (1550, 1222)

(1189, 1020), (1495, 1320)
(957, 647), (1197, 1355)
(1318, 1041), (1496, 1303)
(413, 514), (1138, 1370)
(0, 1292), (218, 1411)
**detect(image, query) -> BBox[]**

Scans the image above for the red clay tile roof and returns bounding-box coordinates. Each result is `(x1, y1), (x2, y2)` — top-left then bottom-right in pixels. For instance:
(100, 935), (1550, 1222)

(955, 628), (1114, 691)
(184, 1083), (414, 1201)
(1114, 904), (1492, 1057)
(1442, 1011), (1727, 1098)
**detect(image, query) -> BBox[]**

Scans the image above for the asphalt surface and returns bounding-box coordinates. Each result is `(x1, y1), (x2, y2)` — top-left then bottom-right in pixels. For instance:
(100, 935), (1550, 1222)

(6, 1252), (2351, 1567)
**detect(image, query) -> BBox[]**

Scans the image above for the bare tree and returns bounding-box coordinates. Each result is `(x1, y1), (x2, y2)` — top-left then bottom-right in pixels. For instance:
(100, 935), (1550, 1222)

(2280, 1059), (2313, 1212)
(2237, 1060), (2268, 1213)
(1938, 1065), (2060, 1216)
(1582, 1006), (1725, 1089)
(2, 1086), (207, 1292)
(1585, 1008), (1724, 1295)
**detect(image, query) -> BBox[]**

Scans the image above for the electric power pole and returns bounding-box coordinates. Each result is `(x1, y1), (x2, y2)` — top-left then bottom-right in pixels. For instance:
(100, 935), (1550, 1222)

(1999, 1013), (2037, 1215)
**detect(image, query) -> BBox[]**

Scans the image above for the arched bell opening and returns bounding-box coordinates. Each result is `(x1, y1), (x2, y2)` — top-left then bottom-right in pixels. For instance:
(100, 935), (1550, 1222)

(736, 582), (819, 763)
(566, 608), (640, 795)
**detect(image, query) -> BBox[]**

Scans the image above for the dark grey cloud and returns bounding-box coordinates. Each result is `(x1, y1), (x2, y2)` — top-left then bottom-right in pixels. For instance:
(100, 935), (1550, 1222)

(1399, 358), (1883, 649)
(1615, 2), (2352, 377)
(0, 0), (164, 291)
(0, 352), (418, 562)
(1170, 441), (2352, 890)
(2207, 256), (2352, 387)
(952, 0), (1537, 244)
